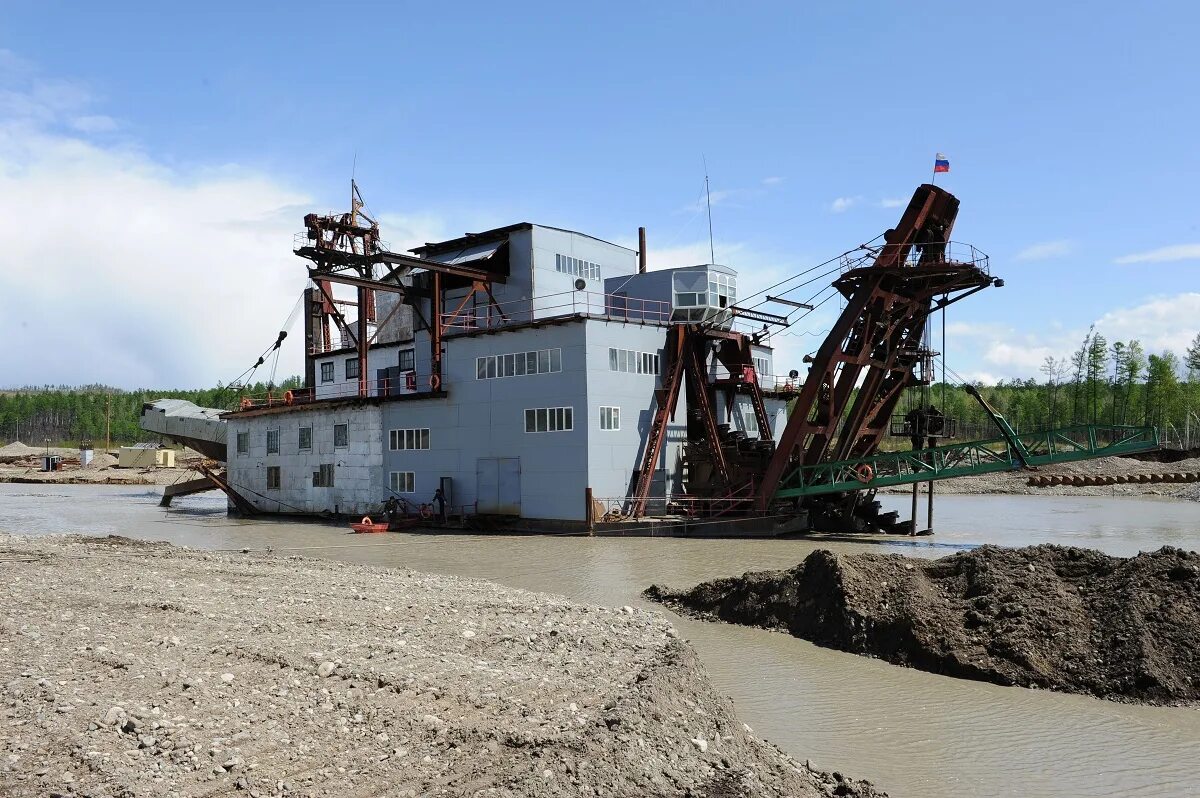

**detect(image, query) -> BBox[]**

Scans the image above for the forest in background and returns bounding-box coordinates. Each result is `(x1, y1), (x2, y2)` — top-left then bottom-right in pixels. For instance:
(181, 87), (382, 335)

(4, 329), (1200, 451)
(0, 378), (301, 448)
(899, 330), (1200, 448)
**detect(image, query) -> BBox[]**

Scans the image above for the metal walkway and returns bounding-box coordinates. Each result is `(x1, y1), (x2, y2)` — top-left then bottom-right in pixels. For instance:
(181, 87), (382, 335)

(774, 423), (1159, 499)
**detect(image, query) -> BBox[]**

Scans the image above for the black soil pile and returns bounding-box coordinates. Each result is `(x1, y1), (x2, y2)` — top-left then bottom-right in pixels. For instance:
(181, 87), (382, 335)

(646, 545), (1200, 704)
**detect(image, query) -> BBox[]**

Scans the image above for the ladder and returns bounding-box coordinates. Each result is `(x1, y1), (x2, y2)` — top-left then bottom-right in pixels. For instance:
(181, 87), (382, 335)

(686, 342), (731, 488)
(629, 327), (688, 517)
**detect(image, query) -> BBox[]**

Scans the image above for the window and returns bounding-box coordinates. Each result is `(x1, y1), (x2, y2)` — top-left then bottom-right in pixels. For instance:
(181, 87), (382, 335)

(320, 362), (334, 383)
(298, 426), (312, 451)
(524, 406), (573, 433)
(266, 465), (281, 490)
(476, 348), (562, 380)
(599, 406), (620, 430)
(740, 403), (759, 435)
(554, 253), (601, 280)
(608, 348), (660, 375)
(389, 428), (430, 450)
(266, 429), (279, 455)
(753, 357), (769, 378)
(236, 432), (248, 455)
(389, 471), (415, 493)
(345, 358), (360, 380)
(333, 423), (348, 448)
(313, 463), (335, 487)
(398, 349), (415, 372)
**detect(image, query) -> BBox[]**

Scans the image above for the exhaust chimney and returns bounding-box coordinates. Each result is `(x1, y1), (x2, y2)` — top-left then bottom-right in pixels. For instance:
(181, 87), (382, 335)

(638, 227), (647, 273)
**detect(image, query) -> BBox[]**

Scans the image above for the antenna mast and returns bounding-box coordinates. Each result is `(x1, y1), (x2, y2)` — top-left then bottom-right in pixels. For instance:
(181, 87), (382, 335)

(703, 156), (715, 264)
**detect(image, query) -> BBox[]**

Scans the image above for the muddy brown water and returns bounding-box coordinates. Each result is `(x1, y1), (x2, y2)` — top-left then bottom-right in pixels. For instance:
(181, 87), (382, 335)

(2, 484), (1198, 798)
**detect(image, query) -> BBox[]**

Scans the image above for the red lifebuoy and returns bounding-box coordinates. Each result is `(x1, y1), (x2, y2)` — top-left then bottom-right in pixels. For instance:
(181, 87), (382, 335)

(429, 374), (441, 391)
(361, 516), (372, 525)
(854, 464), (874, 483)
(284, 390), (294, 406)
(419, 504), (432, 519)
(240, 397), (252, 410)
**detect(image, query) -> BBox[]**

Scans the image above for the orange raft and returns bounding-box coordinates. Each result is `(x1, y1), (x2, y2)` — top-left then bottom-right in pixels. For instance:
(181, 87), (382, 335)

(350, 515), (389, 534)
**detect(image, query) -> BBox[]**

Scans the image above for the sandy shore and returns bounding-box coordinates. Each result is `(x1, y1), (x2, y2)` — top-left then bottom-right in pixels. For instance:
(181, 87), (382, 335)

(0, 534), (882, 798)
(0, 442), (204, 486)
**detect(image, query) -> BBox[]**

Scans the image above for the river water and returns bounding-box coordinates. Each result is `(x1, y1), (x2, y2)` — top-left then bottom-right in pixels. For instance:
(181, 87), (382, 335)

(2, 484), (1197, 797)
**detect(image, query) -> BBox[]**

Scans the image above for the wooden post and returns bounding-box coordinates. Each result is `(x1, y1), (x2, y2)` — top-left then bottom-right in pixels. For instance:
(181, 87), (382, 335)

(585, 487), (595, 535)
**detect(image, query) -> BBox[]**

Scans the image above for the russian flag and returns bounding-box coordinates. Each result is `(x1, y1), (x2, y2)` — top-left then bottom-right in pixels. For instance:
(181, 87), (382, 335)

(934, 153), (950, 173)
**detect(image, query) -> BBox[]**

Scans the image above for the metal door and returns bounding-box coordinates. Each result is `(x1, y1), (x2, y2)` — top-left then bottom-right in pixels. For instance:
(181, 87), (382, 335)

(496, 458), (520, 515)
(476, 457), (521, 515)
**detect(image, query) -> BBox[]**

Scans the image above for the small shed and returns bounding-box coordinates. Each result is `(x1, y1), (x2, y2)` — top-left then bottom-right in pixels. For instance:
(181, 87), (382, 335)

(118, 444), (175, 468)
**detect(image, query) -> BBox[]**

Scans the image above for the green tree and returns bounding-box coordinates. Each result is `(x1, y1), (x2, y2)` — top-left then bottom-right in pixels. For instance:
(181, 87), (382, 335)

(1069, 326), (1093, 422)
(1086, 331), (1109, 423)
(1185, 332), (1200, 380)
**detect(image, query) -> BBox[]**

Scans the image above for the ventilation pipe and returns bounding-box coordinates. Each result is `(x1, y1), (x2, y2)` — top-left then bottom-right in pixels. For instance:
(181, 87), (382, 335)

(638, 227), (647, 273)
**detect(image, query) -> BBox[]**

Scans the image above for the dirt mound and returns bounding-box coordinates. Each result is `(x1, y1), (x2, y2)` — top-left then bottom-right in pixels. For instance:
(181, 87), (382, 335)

(646, 545), (1200, 705)
(82, 452), (117, 469)
(0, 441), (39, 457)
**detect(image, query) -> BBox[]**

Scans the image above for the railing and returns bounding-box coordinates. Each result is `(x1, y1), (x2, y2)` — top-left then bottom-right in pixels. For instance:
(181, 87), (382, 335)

(840, 241), (990, 275)
(592, 494), (758, 522)
(293, 230), (393, 255)
(439, 290), (672, 331)
(235, 374), (434, 411)
(774, 423), (1159, 499)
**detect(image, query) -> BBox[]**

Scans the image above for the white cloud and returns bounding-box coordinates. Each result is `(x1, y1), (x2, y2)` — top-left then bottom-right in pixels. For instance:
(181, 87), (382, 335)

(1093, 293), (1200, 353)
(1113, 244), (1200, 264)
(830, 196), (860, 213)
(939, 293), (1200, 383)
(1015, 239), (1073, 261)
(0, 61), (338, 389)
(879, 197), (906, 208)
(761, 176), (784, 186)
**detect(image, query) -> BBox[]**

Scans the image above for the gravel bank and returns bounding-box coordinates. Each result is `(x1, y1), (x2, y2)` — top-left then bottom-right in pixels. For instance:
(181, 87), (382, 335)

(646, 545), (1200, 705)
(877, 455), (1200, 501)
(0, 535), (883, 798)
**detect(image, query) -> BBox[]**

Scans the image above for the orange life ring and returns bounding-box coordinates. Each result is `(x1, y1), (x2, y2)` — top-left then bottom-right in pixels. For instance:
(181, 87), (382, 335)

(419, 504), (433, 519)
(284, 390), (294, 406)
(361, 516), (372, 525)
(429, 374), (441, 391)
(855, 464), (874, 483)
(240, 397), (252, 410)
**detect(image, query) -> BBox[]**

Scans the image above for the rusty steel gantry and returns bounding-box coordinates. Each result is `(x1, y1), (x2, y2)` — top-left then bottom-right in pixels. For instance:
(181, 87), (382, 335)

(754, 183), (998, 513)
(626, 183), (999, 526)
(294, 182), (509, 399)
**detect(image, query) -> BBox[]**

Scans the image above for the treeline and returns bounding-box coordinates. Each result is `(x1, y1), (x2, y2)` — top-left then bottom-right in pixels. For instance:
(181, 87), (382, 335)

(0, 378), (301, 447)
(904, 329), (1200, 446)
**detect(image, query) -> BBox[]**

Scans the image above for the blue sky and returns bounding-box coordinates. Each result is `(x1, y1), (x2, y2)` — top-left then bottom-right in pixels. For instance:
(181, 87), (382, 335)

(2, 1), (1198, 387)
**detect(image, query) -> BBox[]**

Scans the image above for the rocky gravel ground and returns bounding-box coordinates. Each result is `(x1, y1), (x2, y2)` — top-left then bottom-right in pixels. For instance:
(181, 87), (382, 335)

(647, 545), (1200, 705)
(0, 534), (883, 798)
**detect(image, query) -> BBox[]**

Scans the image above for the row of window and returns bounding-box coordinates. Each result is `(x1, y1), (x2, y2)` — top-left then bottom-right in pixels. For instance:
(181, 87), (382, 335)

(524, 406), (574, 433)
(608, 347), (661, 375)
(245, 405), (631, 459)
(555, 253), (601, 281)
(262, 463), (335, 490)
(320, 350), (416, 383)
(389, 471), (415, 494)
(389, 428), (430, 450)
(237, 424), (345, 455)
(477, 348), (562, 380)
